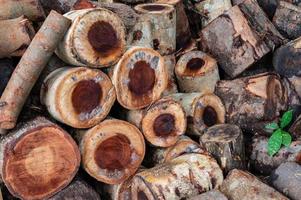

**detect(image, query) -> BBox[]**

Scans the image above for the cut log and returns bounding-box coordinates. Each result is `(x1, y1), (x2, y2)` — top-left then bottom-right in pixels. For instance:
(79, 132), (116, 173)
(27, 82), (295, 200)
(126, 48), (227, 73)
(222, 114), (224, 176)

(0, 117), (80, 200)
(168, 93), (225, 136)
(0, 11), (71, 130)
(221, 169), (288, 200)
(200, 0), (285, 78)
(41, 0), (79, 14)
(0, 0), (45, 21)
(162, 54), (178, 96)
(273, 36), (301, 77)
(49, 179), (101, 200)
(200, 124), (245, 173)
(273, 1), (301, 39)
(215, 73), (287, 132)
(77, 119), (145, 184)
(56, 8), (126, 68)
(250, 136), (301, 175)
(194, 0), (232, 27)
(149, 135), (206, 166)
(270, 162), (301, 200)
(288, 76), (301, 99)
(126, 97), (186, 147)
(41, 67), (116, 128)
(188, 190), (228, 200)
(112, 47), (168, 110)
(130, 3), (176, 55)
(175, 50), (220, 93)
(0, 16), (35, 58)
(131, 153), (223, 200)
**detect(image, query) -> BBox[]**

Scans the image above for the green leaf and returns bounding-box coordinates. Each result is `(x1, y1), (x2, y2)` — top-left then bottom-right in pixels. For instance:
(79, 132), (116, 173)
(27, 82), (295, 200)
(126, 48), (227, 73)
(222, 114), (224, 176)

(265, 122), (279, 130)
(268, 129), (283, 157)
(280, 109), (293, 129)
(282, 131), (292, 147)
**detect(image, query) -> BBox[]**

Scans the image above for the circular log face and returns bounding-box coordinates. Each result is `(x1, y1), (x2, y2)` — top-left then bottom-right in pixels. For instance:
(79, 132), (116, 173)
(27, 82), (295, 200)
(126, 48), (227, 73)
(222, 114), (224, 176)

(113, 47), (168, 110)
(203, 106), (218, 127)
(81, 119), (145, 184)
(185, 58), (205, 75)
(3, 125), (80, 200)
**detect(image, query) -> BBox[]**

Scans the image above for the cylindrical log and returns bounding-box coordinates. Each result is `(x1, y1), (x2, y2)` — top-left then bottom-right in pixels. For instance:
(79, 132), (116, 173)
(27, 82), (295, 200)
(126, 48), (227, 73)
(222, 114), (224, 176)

(131, 153), (223, 200)
(175, 51), (220, 93)
(0, 0), (45, 21)
(169, 93), (225, 136)
(0, 11), (71, 130)
(49, 179), (101, 200)
(270, 162), (301, 200)
(0, 117), (80, 200)
(77, 119), (145, 184)
(112, 47), (168, 110)
(195, 0), (232, 27)
(130, 3), (176, 55)
(41, 0), (79, 14)
(200, 0), (285, 78)
(188, 190), (228, 200)
(0, 16), (35, 58)
(215, 73), (288, 132)
(273, 1), (301, 39)
(126, 97), (186, 147)
(221, 169), (288, 200)
(288, 75), (301, 99)
(250, 136), (301, 175)
(200, 124), (245, 173)
(41, 67), (116, 128)
(162, 54), (178, 96)
(56, 8), (126, 68)
(273, 36), (301, 77)
(283, 77), (301, 109)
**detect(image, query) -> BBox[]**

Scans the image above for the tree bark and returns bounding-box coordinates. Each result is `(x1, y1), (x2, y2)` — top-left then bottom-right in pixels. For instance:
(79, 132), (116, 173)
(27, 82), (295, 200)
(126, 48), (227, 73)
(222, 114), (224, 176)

(131, 153), (223, 200)
(0, 11), (71, 130)
(0, 117), (80, 200)
(112, 47), (168, 110)
(0, 16), (35, 58)
(56, 8), (126, 68)
(188, 190), (228, 200)
(41, 67), (116, 128)
(162, 54), (178, 96)
(175, 50), (220, 93)
(77, 119), (145, 184)
(168, 93), (225, 136)
(221, 169), (289, 200)
(215, 73), (287, 132)
(200, 124), (245, 173)
(288, 76), (301, 99)
(270, 162), (301, 200)
(40, 0), (79, 14)
(200, 0), (285, 78)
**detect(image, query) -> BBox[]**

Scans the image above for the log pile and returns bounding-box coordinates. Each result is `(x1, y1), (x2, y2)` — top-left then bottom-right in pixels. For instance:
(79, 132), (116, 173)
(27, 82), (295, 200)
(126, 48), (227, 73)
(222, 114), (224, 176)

(1, 0), (301, 199)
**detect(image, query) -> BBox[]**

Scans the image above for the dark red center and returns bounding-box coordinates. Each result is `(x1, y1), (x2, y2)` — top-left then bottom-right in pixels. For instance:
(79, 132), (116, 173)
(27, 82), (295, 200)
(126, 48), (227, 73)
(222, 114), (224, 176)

(153, 114), (175, 137)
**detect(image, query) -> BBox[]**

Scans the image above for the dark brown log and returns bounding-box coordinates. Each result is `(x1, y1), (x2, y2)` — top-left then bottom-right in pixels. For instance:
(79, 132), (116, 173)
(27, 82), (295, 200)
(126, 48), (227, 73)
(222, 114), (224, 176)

(200, 124), (245, 173)
(273, 36), (301, 77)
(250, 136), (301, 175)
(0, 117), (80, 200)
(215, 73), (288, 132)
(188, 190), (228, 200)
(270, 162), (301, 200)
(221, 169), (288, 200)
(200, 0), (285, 78)
(41, 0), (79, 14)
(273, 1), (301, 39)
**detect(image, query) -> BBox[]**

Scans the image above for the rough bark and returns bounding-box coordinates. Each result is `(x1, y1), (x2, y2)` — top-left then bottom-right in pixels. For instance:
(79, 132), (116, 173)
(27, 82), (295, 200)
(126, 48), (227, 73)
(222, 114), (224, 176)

(41, 67), (116, 128)
(215, 73), (288, 132)
(131, 153), (223, 200)
(0, 16), (35, 58)
(0, 117), (80, 200)
(175, 50), (220, 93)
(56, 8), (126, 68)
(126, 97), (186, 147)
(270, 162), (301, 200)
(288, 76), (301, 99)
(200, 124), (245, 173)
(162, 54), (178, 96)
(168, 93), (225, 136)
(112, 47), (168, 110)
(0, 11), (71, 130)
(250, 136), (301, 174)
(221, 169), (289, 200)
(41, 0), (79, 14)
(77, 119), (145, 184)
(188, 190), (228, 200)
(0, 0), (45, 21)
(200, 0), (285, 78)
(273, 36), (301, 77)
